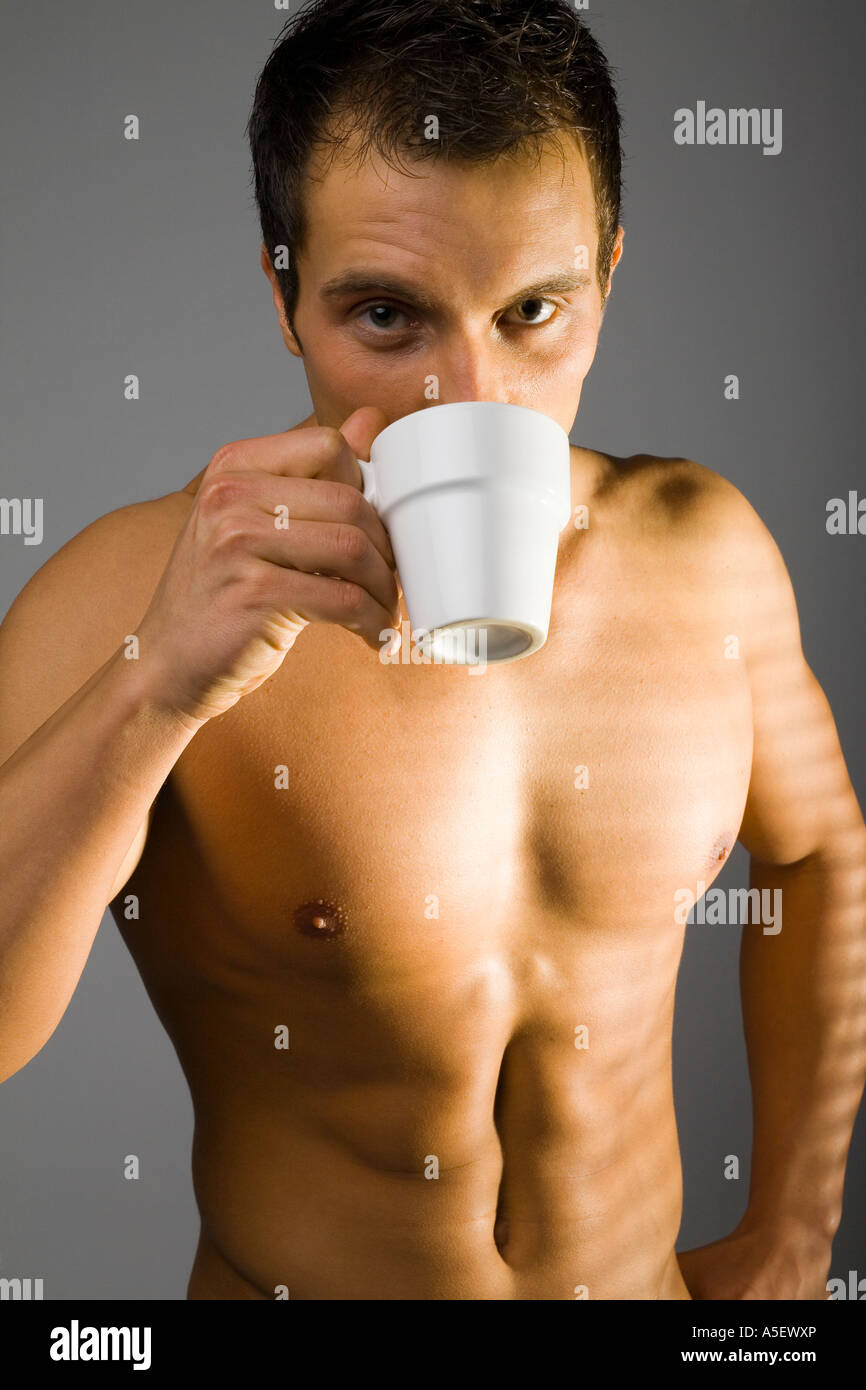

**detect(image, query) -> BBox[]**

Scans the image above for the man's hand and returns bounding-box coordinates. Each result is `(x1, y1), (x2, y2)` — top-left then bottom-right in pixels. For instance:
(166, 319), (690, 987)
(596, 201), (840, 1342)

(677, 1222), (832, 1300)
(137, 406), (399, 729)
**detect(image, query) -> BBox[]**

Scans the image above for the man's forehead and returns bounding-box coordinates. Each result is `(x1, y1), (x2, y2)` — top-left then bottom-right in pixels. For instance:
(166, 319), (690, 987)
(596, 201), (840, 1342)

(299, 129), (597, 286)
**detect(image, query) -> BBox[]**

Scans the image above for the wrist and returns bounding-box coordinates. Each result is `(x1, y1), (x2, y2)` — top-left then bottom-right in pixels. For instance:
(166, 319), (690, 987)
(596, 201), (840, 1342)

(105, 643), (207, 740)
(735, 1205), (838, 1255)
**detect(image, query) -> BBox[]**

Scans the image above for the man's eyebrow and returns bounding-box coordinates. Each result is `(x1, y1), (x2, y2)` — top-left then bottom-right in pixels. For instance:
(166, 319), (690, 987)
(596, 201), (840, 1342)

(319, 269), (593, 308)
(512, 271), (594, 298)
(320, 272), (438, 309)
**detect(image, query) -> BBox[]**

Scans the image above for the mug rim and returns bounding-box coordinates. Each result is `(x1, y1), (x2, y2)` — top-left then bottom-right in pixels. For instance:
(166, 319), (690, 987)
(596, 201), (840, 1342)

(372, 400), (570, 453)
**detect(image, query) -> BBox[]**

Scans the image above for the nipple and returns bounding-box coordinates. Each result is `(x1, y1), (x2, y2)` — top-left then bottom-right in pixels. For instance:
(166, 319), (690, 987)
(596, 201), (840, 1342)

(293, 898), (347, 940)
(494, 1214), (509, 1257)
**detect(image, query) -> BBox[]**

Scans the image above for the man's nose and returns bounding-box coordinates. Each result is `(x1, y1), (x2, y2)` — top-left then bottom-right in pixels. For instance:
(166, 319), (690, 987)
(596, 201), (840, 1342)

(432, 337), (512, 405)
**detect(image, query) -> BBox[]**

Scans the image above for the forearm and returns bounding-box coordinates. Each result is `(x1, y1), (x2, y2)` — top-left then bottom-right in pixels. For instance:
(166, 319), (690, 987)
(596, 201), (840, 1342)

(0, 645), (199, 1081)
(739, 826), (866, 1245)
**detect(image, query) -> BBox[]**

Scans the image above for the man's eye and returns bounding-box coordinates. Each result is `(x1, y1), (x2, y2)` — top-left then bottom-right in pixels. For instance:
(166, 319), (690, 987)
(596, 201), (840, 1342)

(358, 303), (411, 331)
(507, 298), (558, 326)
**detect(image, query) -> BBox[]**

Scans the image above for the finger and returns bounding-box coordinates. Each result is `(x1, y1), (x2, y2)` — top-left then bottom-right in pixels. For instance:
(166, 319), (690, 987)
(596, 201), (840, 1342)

(208, 408), (390, 491)
(250, 516), (400, 620)
(258, 565), (399, 654)
(206, 470), (396, 571)
(208, 424), (361, 490)
(338, 406), (390, 474)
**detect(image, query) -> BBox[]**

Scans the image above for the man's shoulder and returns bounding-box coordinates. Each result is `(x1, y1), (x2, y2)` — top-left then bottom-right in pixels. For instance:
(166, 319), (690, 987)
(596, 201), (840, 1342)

(596, 452), (796, 639)
(0, 487), (193, 682)
(609, 451), (744, 523)
(0, 487), (194, 772)
(7, 487), (193, 614)
(602, 451), (773, 561)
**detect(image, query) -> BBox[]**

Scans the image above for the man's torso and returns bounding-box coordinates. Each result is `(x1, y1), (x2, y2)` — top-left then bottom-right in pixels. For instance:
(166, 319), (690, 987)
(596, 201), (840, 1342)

(109, 444), (753, 1299)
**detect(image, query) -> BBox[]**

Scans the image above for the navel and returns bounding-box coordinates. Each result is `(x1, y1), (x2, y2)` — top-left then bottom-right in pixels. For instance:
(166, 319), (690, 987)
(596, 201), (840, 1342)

(293, 898), (347, 940)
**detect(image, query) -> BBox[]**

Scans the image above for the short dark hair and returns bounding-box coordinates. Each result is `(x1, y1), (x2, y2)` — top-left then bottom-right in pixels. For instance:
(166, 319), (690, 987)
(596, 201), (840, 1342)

(247, 0), (623, 330)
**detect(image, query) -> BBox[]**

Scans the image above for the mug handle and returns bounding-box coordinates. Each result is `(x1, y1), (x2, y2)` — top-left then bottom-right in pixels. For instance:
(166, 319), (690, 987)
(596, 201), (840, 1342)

(357, 457), (378, 509)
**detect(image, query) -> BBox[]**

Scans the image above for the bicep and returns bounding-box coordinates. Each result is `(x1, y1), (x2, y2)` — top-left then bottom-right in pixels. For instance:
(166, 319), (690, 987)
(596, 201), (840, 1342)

(0, 502), (179, 893)
(736, 512), (857, 864)
(739, 654), (853, 864)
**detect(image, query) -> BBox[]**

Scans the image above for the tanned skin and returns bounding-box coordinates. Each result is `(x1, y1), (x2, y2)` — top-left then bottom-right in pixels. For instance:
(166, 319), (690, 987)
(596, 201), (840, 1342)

(1, 131), (863, 1300)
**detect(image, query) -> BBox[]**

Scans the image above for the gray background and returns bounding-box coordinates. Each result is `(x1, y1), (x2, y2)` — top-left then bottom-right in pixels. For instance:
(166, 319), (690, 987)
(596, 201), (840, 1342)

(1, 0), (863, 1298)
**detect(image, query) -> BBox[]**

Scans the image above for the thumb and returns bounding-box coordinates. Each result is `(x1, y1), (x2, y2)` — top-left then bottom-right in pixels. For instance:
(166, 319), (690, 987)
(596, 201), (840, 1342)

(339, 406), (390, 469)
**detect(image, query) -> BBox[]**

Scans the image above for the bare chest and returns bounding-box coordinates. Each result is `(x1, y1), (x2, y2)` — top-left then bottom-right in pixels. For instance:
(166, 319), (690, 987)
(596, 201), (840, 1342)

(134, 547), (753, 996)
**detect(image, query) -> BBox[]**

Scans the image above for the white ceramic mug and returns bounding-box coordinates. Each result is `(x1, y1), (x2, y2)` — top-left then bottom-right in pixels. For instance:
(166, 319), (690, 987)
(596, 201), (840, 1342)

(357, 401), (572, 665)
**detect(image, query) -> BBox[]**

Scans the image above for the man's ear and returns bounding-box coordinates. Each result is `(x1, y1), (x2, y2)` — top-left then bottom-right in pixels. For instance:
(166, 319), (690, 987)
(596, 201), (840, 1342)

(259, 243), (303, 358)
(602, 225), (625, 305)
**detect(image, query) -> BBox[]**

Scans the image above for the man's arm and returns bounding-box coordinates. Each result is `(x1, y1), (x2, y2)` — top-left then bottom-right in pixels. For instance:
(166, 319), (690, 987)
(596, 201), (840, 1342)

(0, 410), (398, 1085)
(684, 479), (866, 1298)
(736, 498), (866, 1274)
(0, 495), (198, 1084)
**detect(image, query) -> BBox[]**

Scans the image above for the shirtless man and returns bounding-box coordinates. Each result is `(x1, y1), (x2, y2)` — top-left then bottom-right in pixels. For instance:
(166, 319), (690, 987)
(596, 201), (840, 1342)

(1, 1), (864, 1301)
